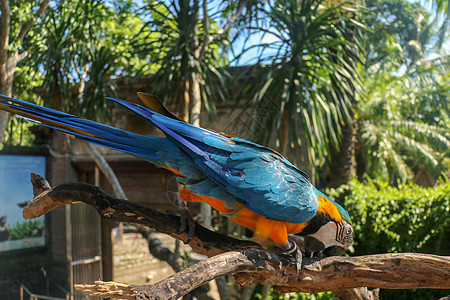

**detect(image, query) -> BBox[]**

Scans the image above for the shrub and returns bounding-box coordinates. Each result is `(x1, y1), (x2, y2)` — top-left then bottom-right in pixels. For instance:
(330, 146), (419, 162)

(327, 180), (449, 256)
(327, 180), (450, 299)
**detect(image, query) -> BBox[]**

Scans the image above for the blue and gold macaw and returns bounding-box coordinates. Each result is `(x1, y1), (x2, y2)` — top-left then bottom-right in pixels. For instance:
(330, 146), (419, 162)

(0, 93), (353, 267)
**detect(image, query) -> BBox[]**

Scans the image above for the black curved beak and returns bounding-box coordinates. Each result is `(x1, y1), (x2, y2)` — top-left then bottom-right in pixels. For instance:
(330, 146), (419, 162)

(323, 246), (345, 257)
(304, 236), (325, 257)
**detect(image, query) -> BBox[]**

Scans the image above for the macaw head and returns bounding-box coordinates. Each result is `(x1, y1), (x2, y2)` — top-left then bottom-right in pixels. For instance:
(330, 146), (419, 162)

(299, 187), (353, 257)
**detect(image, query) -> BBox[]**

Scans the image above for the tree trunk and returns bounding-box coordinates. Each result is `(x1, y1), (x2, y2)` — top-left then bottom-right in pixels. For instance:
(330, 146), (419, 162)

(191, 74), (211, 228)
(325, 116), (356, 188)
(355, 135), (366, 182)
(0, 53), (16, 143)
(279, 104), (290, 157)
(0, 82), (11, 143)
(191, 3), (211, 229)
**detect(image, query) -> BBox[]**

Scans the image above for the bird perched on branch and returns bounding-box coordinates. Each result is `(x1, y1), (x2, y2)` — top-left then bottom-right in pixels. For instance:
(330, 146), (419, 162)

(0, 93), (352, 269)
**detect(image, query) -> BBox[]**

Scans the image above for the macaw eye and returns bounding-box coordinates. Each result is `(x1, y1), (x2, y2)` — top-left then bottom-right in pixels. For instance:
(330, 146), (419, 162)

(346, 228), (352, 235)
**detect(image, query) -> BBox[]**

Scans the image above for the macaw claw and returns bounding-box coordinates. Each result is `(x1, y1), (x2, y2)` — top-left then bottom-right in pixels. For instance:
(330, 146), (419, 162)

(280, 240), (303, 274)
(165, 188), (195, 244)
(166, 208), (195, 244)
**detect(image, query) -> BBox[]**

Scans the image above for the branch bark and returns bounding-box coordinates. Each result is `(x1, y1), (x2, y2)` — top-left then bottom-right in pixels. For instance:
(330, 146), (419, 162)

(212, 0), (248, 41)
(17, 0), (51, 42)
(199, 0), (210, 59)
(25, 174), (450, 299)
(75, 251), (448, 300)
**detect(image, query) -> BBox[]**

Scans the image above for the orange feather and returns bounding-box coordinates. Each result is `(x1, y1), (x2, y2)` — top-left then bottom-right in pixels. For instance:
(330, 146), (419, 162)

(158, 166), (313, 245)
(180, 187), (311, 244)
(317, 195), (342, 223)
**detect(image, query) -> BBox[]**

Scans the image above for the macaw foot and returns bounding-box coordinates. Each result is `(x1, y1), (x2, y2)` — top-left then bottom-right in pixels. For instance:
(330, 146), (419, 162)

(279, 241), (303, 273)
(165, 187), (195, 244)
(165, 207), (195, 244)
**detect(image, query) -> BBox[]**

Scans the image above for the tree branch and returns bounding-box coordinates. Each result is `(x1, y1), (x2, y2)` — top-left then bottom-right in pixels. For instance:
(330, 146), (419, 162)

(135, 226), (183, 272)
(25, 173), (261, 257)
(25, 174), (450, 299)
(76, 250), (275, 300)
(17, 0), (50, 42)
(74, 250), (448, 299)
(84, 143), (128, 199)
(211, 0), (248, 42)
(136, 225), (216, 299)
(15, 50), (28, 62)
(199, 0), (210, 59)
(233, 253), (450, 292)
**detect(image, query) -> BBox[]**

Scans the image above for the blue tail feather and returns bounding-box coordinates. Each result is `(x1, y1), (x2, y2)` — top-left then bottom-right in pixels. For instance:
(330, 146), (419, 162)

(0, 95), (168, 162)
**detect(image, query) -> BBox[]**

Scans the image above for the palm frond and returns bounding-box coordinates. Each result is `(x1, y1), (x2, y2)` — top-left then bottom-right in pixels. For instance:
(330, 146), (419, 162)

(231, 0), (364, 171)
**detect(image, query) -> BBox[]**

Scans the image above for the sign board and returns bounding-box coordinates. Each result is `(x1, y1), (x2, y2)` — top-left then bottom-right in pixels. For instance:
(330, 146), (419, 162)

(0, 155), (46, 252)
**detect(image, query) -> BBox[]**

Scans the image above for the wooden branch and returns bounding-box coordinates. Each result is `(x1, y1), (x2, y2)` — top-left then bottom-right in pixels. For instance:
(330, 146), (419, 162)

(17, 0), (51, 42)
(26, 174), (450, 299)
(15, 50), (28, 62)
(75, 250), (275, 300)
(26, 173), (261, 257)
(234, 253), (450, 292)
(135, 225), (214, 299)
(74, 250), (448, 299)
(199, 0), (210, 59)
(75, 281), (138, 299)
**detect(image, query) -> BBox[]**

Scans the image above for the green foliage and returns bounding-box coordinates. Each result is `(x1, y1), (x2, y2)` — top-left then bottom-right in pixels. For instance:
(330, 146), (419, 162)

(327, 180), (450, 299)
(10, 219), (44, 240)
(358, 56), (449, 184)
(135, 0), (231, 120)
(21, 0), (149, 119)
(4, 66), (44, 146)
(363, 0), (434, 68)
(269, 290), (337, 300)
(241, 284), (338, 300)
(8, 0), (48, 53)
(4, 116), (36, 146)
(423, 0), (449, 47)
(327, 180), (450, 255)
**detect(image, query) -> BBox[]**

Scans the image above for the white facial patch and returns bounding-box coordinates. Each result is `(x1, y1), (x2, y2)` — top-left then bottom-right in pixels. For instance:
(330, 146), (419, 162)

(308, 222), (341, 249)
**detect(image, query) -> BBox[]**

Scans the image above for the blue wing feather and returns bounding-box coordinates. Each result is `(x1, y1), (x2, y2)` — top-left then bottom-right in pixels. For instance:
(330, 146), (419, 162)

(0, 94), (319, 224)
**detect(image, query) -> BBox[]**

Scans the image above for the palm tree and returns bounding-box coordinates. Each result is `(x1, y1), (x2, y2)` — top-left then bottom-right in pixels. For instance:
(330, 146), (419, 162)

(232, 0), (363, 181)
(133, 0), (250, 227)
(35, 0), (145, 116)
(351, 0), (449, 185)
(134, 0), (249, 124)
(325, 0), (438, 187)
(357, 56), (450, 185)
(424, 0), (449, 47)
